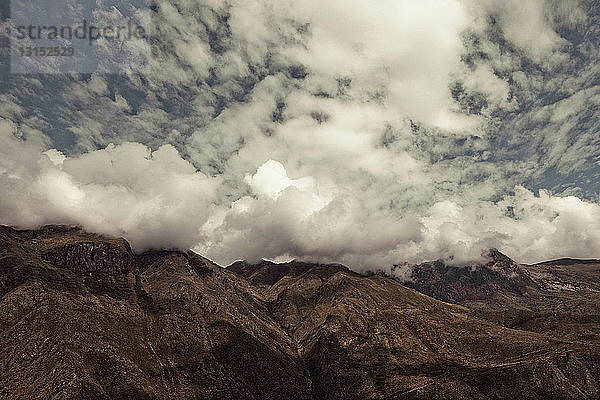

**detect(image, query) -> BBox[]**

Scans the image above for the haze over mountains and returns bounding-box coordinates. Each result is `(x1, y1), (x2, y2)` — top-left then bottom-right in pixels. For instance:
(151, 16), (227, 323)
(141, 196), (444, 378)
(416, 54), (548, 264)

(2, 225), (600, 399)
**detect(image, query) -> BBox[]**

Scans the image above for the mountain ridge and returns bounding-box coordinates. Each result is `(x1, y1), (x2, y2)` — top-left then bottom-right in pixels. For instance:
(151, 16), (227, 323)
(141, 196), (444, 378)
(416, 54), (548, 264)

(2, 225), (600, 399)
(373, 248), (538, 304)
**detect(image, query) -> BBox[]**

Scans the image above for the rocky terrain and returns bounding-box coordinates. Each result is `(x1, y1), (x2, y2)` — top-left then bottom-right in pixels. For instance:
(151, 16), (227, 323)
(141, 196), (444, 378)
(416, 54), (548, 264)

(390, 248), (538, 304)
(384, 250), (600, 344)
(2, 226), (600, 399)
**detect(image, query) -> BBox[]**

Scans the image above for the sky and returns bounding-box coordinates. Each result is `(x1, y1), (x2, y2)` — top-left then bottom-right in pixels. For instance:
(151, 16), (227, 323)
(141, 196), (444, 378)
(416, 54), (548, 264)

(2, 0), (600, 271)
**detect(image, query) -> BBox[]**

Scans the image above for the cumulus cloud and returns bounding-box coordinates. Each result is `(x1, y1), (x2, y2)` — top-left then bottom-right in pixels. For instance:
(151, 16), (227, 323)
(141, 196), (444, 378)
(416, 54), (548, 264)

(418, 187), (600, 265)
(245, 160), (316, 200)
(2, 0), (600, 272)
(0, 120), (219, 250)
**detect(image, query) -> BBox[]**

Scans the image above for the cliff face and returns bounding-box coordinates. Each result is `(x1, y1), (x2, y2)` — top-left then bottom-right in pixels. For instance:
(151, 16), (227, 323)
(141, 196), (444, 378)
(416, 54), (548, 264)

(1, 226), (600, 399)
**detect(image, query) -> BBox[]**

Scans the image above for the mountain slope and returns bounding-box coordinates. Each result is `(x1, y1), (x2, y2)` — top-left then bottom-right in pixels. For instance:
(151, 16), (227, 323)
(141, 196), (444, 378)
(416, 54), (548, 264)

(229, 258), (600, 399)
(1, 226), (600, 399)
(380, 249), (600, 345)
(0, 225), (312, 400)
(387, 249), (538, 304)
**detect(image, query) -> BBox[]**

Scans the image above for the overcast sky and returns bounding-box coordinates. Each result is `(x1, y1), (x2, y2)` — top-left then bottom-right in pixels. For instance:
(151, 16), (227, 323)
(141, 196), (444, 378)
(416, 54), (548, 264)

(2, 0), (600, 271)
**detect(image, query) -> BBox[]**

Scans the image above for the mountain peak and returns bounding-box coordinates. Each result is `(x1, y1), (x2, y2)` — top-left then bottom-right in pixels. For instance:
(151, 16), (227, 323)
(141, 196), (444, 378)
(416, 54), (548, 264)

(385, 249), (537, 303)
(482, 248), (527, 279)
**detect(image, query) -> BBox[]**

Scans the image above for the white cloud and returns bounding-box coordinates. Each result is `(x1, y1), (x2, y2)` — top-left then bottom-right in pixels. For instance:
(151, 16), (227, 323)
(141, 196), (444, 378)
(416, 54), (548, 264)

(276, 0), (472, 129)
(466, 0), (566, 62)
(2, 0), (600, 273)
(0, 122), (220, 251)
(245, 159), (315, 200)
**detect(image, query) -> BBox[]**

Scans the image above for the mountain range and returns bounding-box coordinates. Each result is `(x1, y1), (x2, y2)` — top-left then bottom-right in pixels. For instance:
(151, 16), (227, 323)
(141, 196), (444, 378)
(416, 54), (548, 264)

(1, 225), (600, 399)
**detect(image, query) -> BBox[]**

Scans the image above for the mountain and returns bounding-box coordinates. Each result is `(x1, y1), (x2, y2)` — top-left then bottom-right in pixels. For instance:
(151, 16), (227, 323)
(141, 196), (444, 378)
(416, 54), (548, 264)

(0, 225), (311, 399)
(534, 257), (600, 266)
(380, 249), (600, 344)
(2, 226), (600, 399)
(390, 248), (538, 304)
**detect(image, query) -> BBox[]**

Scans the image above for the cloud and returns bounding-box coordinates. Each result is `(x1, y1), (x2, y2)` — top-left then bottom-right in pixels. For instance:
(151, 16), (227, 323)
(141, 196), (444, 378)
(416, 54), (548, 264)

(274, 0), (472, 129)
(464, 0), (583, 63)
(196, 159), (423, 266)
(2, 0), (600, 273)
(415, 188), (600, 265)
(0, 121), (220, 250)
(245, 159), (315, 200)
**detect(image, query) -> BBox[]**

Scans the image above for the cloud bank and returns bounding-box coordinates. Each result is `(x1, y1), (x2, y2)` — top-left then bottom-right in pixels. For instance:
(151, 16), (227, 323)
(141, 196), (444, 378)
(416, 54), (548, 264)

(2, 0), (600, 271)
